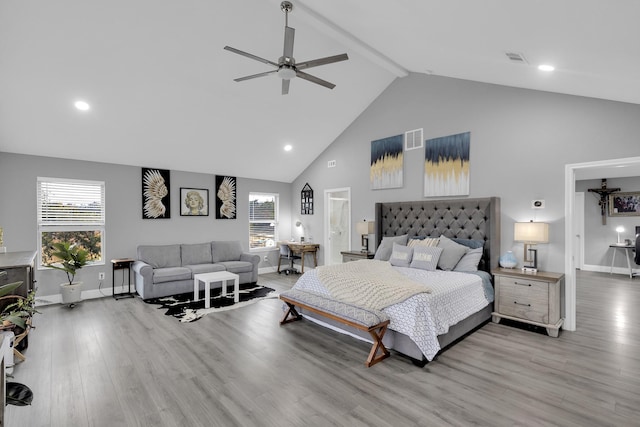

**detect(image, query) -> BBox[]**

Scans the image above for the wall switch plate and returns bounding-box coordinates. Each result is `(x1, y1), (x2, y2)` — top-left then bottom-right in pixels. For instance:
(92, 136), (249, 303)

(98, 272), (105, 280)
(531, 199), (545, 209)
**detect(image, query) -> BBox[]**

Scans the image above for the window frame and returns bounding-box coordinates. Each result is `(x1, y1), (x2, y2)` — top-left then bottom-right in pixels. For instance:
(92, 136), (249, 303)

(248, 192), (279, 252)
(37, 176), (106, 269)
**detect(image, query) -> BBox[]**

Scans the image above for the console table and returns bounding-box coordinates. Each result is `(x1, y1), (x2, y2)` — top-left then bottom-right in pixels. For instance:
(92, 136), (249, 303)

(609, 244), (635, 279)
(280, 243), (319, 273)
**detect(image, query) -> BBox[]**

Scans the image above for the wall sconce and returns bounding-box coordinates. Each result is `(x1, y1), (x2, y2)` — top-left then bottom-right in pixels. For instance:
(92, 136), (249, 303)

(615, 226), (625, 244)
(514, 221), (549, 273)
(356, 220), (375, 253)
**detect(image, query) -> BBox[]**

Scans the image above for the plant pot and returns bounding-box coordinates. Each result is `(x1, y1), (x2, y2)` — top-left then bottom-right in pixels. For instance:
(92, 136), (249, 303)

(60, 282), (82, 305)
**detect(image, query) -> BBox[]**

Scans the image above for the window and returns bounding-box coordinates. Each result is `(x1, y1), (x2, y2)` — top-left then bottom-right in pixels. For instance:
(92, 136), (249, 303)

(249, 193), (278, 250)
(37, 177), (105, 267)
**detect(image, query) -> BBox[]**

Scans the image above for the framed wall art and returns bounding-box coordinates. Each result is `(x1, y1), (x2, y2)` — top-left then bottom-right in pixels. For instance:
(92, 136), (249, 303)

(424, 131), (470, 197)
(142, 168), (170, 219)
(609, 191), (640, 216)
(301, 183), (313, 214)
(370, 134), (404, 190)
(180, 188), (209, 216)
(215, 175), (236, 219)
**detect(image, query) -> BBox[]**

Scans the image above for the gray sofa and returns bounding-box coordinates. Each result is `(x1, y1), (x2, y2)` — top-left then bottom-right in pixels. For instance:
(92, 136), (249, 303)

(132, 241), (260, 299)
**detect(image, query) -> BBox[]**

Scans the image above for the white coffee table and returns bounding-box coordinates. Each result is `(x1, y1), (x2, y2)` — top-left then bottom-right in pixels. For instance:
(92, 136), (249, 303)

(193, 271), (239, 308)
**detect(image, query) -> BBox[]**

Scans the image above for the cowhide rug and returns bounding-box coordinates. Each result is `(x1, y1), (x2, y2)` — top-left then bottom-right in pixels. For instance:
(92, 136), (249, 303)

(144, 283), (277, 323)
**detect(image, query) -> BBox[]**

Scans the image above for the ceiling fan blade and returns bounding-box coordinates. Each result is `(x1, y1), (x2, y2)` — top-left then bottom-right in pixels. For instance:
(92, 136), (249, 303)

(283, 26), (295, 58)
(296, 53), (349, 71)
(295, 70), (336, 89)
(234, 69), (278, 82)
(224, 46), (279, 67)
(282, 79), (290, 95)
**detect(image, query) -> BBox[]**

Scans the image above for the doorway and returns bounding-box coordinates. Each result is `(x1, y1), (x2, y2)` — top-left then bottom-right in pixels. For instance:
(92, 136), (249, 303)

(565, 156), (640, 331)
(324, 188), (351, 265)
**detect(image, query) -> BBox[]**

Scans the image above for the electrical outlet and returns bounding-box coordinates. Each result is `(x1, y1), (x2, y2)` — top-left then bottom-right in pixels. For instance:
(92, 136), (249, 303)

(263, 255), (269, 261)
(98, 272), (105, 280)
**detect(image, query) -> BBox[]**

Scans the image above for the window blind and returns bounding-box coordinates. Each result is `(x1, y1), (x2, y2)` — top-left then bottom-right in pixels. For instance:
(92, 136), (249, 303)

(37, 177), (105, 226)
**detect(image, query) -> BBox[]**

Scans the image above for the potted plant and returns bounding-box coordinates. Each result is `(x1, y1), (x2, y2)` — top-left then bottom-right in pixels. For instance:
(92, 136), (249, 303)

(47, 241), (89, 306)
(0, 281), (38, 363)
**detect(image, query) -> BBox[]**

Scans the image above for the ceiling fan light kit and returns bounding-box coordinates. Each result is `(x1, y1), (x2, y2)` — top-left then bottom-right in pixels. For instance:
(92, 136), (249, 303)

(224, 1), (349, 95)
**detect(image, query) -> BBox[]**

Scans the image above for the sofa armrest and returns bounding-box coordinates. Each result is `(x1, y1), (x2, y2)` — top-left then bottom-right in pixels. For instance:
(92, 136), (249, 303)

(132, 260), (154, 299)
(240, 252), (260, 283)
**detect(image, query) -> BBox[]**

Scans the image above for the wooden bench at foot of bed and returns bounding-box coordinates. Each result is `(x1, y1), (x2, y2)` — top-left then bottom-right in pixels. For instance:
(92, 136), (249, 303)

(279, 289), (391, 367)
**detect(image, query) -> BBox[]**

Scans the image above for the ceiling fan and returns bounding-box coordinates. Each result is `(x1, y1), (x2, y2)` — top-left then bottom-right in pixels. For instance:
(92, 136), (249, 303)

(224, 1), (349, 95)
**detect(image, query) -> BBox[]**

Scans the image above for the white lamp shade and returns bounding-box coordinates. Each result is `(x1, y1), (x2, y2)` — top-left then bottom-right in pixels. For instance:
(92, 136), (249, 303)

(356, 221), (375, 235)
(616, 226), (625, 233)
(514, 222), (549, 243)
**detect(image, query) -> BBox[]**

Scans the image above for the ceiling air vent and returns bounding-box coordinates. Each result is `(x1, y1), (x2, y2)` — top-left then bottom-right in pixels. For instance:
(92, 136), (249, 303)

(505, 52), (528, 64)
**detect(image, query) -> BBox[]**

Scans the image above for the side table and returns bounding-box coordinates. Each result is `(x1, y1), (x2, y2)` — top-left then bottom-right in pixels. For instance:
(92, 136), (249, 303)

(112, 258), (135, 300)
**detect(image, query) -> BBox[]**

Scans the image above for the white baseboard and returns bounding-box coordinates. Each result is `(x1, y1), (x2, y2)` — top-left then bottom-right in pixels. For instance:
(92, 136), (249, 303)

(35, 285), (134, 307)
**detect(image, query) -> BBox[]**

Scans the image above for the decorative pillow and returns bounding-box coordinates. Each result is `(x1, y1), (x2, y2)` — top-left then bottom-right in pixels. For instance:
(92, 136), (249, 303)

(453, 247), (484, 272)
(389, 243), (413, 268)
(410, 246), (443, 271)
(451, 238), (485, 250)
(373, 234), (409, 261)
(408, 237), (440, 248)
(436, 235), (469, 270)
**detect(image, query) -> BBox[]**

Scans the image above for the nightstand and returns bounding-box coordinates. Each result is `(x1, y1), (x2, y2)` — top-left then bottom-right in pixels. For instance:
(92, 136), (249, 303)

(491, 268), (565, 337)
(341, 251), (374, 263)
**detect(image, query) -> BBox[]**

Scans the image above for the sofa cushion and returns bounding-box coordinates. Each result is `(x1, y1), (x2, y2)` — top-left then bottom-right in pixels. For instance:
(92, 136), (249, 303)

(185, 263), (226, 275)
(181, 243), (213, 266)
(211, 241), (244, 263)
(217, 261), (254, 274)
(138, 244), (182, 268)
(153, 267), (192, 284)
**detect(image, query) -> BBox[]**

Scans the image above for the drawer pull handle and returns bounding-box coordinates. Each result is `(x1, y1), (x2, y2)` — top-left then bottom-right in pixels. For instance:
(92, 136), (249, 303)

(514, 301), (531, 307)
(514, 281), (532, 287)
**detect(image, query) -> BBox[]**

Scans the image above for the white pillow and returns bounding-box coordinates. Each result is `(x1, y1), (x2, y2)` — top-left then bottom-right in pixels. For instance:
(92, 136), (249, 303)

(410, 246), (443, 271)
(389, 243), (413, 268)
(453, 247), (483, 272)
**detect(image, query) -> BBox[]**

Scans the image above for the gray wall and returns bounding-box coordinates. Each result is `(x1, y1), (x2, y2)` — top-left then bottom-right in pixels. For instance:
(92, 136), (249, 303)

(0, 152), (291, 296)
(291, 73), (640, 273)
(577, 177), (640, 268)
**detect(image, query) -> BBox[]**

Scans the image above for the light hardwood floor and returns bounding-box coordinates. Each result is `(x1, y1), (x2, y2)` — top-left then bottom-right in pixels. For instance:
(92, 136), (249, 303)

(6, 270), (640, 426)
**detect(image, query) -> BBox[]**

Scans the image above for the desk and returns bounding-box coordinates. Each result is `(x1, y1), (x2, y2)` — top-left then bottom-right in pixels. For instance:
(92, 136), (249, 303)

(609, 244), (635, 279)
(112, 258), (135, 299)
(280, 243), (320, 273)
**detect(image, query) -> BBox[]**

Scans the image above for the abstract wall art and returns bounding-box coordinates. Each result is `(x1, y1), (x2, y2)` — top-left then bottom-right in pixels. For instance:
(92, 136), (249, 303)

(370, 134), (404, 190)
(142, 168), (170, 219)
(424, 131), (470, 197)
(215, 175), (236, 219)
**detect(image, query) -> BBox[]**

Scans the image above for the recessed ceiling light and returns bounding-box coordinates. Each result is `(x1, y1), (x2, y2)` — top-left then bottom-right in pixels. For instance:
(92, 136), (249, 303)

(538, 64), (555, 72)
(74, 100), (90, 111)
(284, 145), (292, 151)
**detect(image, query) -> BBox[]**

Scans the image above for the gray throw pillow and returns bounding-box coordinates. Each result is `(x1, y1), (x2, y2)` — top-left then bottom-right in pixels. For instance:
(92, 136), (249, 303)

(436, 235), (469, 270)
(453, 247), (483, 272)
(410, 246), (443, 271)
(373, 234), (408, 261)
(389, 243), (413, 268)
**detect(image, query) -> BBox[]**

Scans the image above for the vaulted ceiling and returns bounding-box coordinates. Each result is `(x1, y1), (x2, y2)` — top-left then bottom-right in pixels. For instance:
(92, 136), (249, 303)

(1, 1), (639, 182)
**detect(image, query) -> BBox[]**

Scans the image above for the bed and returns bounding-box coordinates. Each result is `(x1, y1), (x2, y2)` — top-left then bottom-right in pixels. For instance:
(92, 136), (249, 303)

(289, 197), (501, 365)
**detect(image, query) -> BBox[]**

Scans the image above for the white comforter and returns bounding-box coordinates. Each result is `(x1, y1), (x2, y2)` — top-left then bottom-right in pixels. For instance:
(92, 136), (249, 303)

(291, 266), (494, 361)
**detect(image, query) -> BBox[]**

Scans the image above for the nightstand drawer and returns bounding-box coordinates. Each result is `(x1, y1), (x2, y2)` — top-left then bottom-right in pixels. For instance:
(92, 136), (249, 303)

(497, 277), (549, 323)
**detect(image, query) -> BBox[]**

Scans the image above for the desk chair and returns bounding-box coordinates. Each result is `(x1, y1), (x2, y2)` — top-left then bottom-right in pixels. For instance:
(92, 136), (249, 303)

(277, 245), (300, 275)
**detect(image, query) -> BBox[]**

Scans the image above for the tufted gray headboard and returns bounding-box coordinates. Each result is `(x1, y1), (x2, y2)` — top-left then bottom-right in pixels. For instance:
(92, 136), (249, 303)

(374, 197), (501, 273)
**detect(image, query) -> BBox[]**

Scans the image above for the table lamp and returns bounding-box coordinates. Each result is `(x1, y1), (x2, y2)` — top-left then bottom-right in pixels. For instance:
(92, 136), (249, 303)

(356, 220), (375, 253)
(514, 221), (549, 273)
(615, 226), (624, 244)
